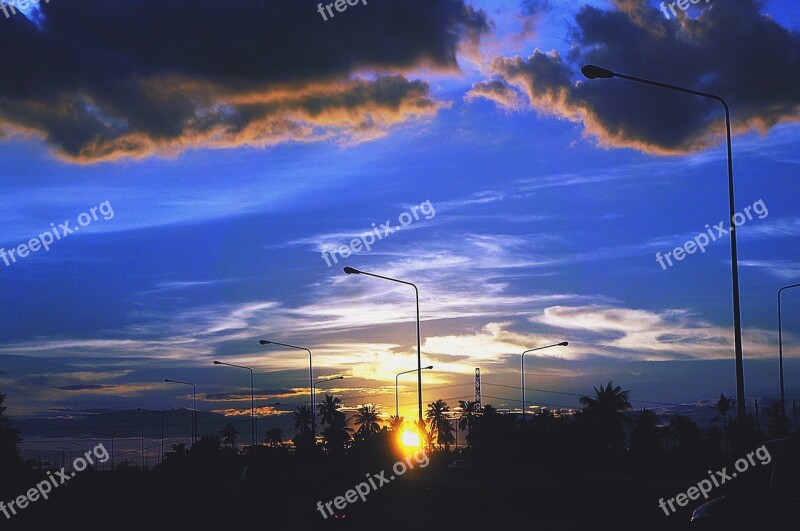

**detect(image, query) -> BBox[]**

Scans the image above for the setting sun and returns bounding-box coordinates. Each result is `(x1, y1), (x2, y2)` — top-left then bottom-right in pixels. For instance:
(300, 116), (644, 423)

(400, 429), (421, 448)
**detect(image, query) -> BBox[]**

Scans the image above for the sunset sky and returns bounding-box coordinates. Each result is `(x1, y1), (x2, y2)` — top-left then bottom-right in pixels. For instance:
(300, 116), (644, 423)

(1, 0), (799, 436)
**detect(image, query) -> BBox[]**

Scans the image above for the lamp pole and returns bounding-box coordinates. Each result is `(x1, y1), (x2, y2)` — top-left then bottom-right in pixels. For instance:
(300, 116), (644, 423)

(521, 342), (568, 422)
(213, 361), (256, 447)
(120, 420), (145, 469)
(164, 379), (197, 444)
(93, 432), (114, 470)
(312, 376), (345, 440)
(344, 267), (425, 424)
(581, 65), (746, 424)
(778, 283), (800, 424)
(258, 340), (313, 426)
(395, 366), (433, 418)
(137, 408), (164, 465)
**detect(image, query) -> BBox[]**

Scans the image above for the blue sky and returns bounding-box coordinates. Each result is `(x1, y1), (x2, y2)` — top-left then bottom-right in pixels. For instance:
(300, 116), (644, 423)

(1, 0), (799, 435)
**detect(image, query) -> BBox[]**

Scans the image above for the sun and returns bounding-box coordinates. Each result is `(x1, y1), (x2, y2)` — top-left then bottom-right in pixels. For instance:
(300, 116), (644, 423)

(400, 429), (421, 448)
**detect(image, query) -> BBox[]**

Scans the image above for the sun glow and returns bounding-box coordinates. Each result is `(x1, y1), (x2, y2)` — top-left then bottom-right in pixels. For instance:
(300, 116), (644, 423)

(400, 429), (421, 448)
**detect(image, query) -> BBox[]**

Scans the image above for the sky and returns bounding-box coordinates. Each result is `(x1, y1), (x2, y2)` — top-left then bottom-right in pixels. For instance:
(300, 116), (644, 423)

(1, 0), (800, 442)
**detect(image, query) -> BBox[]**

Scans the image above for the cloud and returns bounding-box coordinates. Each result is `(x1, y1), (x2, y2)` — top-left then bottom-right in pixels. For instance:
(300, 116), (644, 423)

(467, 0), (800, 155)
(0, 0), (489, 162)
(532, 304), (776, 361)
(55, 384), (116, 391)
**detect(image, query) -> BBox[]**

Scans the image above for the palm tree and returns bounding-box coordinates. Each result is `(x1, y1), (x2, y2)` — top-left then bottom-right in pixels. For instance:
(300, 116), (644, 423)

(710, 394), (733, 453)
(293, 405), (313, 434)
(762, 400), (788, 437)
(322, 410), (353, 455)
(264, 427), (283, 447)
(579, 381), (632, 451)
(630, 408), (661, 455)
(221, 423), (238, 448)
(317, 394), (343, 427)
(388, 415), (405, 432)
(353, 405), (382, 439)
(457, 400), (479, 448)
(426, 399), (455, 451)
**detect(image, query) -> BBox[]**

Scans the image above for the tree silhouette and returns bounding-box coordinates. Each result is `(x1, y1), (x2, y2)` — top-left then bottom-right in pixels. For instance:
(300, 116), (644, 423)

(353, 404), (382, 440)
(292, 405), (314, 450)
(762, 400), (789, 437)
(387, 415), (405, 432)
(710, 393), (734, 453)
(457, 400), (479, 447)
(264, 427), (283, 447)
(0, 393), (21, 471)
(221, 423), (239, 448)
(426, 399), (455, 451)
(630, 409), (662, 455)
(317, 394), (342, 427)
(578, 381), (632, 451)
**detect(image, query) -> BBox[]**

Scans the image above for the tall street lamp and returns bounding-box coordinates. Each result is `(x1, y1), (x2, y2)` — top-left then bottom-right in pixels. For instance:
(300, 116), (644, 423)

(258, 339), (313, 419)
(93, 431), (114, 470)
(396, 366), (433, 418)
(120, 419), (145, 469)
(137, 408), (164, 465)
(522, 342), (568, 422)
(343, 266), (425, 424)
(778, 283), (800, 424)
(213, 361), (256, 447)
(164, 378), (197, 444)
(312, 376), (345, 440)
(581, 64), (746, 423)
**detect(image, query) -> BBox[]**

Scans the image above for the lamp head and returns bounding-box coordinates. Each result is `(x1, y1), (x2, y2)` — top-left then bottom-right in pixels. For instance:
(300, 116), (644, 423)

(258, 340), (270, 345)
(164, 379), (170, 382)
(212, 361), (221, 365)
(343, 267), (361, 275)
(559, 341), (569, 346)
(424, 365), (434, 370)
(581, 64), (614, 79)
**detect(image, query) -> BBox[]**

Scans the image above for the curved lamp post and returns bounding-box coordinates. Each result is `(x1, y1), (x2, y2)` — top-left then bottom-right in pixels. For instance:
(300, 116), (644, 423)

(258, 339), (313, 418)
(213, 361), (255, 447)
(581, 64), (746, 424)
(164, 379), (197, 444)
(395, 366), (433, 418)
(778, 283), (800, 424)
(343, 266), (425, 424)
(521, 342), (568, 422)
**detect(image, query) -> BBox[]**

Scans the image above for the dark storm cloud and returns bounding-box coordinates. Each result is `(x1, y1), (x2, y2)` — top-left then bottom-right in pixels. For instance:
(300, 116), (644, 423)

(204, 388), (299, 401)
(55, 384), (116, 391)
(469, 0), (800, 154)
(0, 0), (488, 162)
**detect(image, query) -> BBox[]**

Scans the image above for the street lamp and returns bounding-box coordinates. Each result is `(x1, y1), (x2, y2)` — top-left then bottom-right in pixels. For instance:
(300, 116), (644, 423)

(396, 366), (433, 418)
(213, 361), (256, 447)
(93, 432), (114, 470)
(258, 339), (313, 419)
(164, 378), (197, 444)
(54, 447), (70, 471)
(581, 64), (746, 423)
(137, 408), (164, 465)
(521, 342), (568, 422)
(343, 266), (425, 425)
(778, 283), (800, 425)
(119, 420), (145, 469)
(312, 376), (345, 440)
